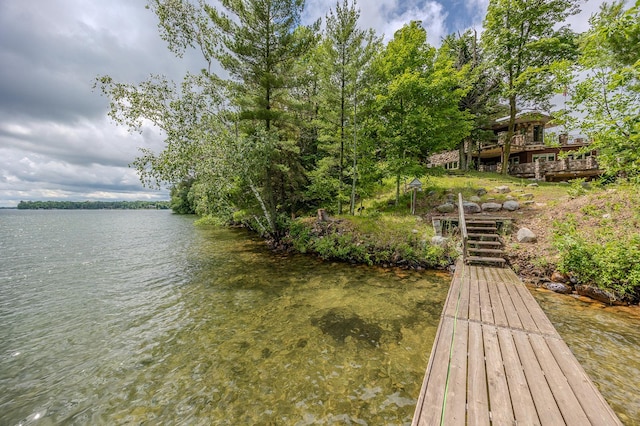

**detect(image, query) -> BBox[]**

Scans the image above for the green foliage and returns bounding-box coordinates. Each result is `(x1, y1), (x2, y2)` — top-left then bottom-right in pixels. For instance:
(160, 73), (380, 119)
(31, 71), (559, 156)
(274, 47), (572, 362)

(561, 1), (640, 180)
(311, 0), (380, 214)
(372, 21), (473, 202)
(194, 215), (228, 226)
(566, 178), (588, 198)
(284, 215), (453, 268)
(553, 216), (640, 297)
(170, 179), (196, 214)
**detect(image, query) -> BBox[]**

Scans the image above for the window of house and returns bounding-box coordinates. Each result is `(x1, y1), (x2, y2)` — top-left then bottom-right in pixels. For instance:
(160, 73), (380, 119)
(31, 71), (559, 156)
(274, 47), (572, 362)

(532, 153), (556, 162)
(567, 152), (592, 160)
(533, 125), (544, 142)
(509, 157), (520, 165)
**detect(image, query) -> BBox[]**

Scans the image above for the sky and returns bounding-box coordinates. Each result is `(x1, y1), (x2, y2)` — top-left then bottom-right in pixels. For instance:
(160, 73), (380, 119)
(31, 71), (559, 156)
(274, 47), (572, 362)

(0, 0), (608, 207)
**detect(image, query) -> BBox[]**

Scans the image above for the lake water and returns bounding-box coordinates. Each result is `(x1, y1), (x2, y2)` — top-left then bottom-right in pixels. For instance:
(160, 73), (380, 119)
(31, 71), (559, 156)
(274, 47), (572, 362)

(0, 210), (450, 425)
(0, 210), (638, 425)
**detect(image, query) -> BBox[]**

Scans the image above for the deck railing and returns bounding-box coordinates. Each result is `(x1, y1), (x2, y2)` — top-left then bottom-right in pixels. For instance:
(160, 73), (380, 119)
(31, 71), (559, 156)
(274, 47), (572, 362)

(458, 193), (467, 262)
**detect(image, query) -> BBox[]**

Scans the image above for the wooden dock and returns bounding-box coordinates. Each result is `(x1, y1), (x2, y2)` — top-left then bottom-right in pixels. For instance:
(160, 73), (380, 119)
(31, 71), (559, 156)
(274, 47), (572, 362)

(412, 261), (622, 425)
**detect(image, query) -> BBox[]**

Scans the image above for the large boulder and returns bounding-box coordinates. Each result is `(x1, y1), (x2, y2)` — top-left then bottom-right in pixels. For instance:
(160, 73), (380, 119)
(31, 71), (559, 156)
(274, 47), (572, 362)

(436, 203), (455, 213)
(503, 200), (520, 211)
(431, 236), (449, 247)
(495, 185), (511, 193)
(482, 202), (502, 213)
(516, 227), (537, 243)
(462, 202), (482, 214)
(575, 285), (622, 305)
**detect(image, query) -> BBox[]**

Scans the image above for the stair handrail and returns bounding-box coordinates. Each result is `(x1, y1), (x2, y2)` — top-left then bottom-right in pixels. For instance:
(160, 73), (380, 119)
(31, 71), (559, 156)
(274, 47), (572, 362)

(458, 193), (468, 261)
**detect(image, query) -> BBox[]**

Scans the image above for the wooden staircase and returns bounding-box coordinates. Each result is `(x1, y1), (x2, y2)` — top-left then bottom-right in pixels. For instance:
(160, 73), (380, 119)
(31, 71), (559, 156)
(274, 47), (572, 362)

(457, 193), (506, 267)
(465, 219), (506, 266)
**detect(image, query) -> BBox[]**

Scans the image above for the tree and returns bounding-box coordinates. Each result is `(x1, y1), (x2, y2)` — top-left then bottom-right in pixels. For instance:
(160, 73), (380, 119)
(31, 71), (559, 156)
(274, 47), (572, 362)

(482, 0), (580, 174)
(309, 0), (378, 214)
(98, 0), (319, 238)
(207, 0), (319, 236)
(373, 21), (472, 203)
(565, 1), (640, 179)
(441, 30), (501, 171)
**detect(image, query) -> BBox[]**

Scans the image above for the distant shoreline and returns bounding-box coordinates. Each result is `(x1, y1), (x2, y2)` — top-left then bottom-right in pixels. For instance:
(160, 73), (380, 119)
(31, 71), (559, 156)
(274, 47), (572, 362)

(15, 200), (170, 210)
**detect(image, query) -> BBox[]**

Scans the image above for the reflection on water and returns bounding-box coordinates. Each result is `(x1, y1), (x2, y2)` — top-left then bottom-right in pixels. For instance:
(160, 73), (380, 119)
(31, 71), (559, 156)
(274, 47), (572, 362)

(530, 287), (640, 426)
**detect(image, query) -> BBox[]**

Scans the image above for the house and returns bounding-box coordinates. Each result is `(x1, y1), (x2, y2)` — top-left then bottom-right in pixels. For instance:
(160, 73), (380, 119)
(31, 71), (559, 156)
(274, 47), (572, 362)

(428, 110), (602, 181)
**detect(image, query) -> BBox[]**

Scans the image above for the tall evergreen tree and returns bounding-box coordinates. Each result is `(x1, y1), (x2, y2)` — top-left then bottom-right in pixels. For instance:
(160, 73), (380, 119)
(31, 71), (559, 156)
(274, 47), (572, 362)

(310, 0), (378, 214)
(207, 0), (319, 234)
(482, 0), (580, 174)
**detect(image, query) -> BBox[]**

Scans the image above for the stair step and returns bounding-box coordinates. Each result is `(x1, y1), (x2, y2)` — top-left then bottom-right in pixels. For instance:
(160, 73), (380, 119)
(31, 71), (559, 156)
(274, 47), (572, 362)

(466, 256), (507, 265)
(468, 248), (504, 255)
(468, 233), (501, 240)
(465, 220), (497, 225)
(467, 240), (502, 247)
(467, 226), (498, 232)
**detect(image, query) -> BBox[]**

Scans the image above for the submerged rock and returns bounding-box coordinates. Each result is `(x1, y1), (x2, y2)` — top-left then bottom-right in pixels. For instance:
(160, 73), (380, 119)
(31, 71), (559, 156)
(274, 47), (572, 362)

(311, 308), (402, 347)
(543, 282), (572, 294)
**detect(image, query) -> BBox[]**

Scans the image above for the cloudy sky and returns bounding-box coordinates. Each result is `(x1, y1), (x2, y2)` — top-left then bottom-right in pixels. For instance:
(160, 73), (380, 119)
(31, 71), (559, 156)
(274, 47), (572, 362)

(0, 0), (607, 207)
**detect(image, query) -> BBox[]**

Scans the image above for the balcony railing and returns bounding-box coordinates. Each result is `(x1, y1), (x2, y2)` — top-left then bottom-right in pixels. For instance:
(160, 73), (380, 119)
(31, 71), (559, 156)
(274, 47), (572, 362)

(510, 157), (599, 177)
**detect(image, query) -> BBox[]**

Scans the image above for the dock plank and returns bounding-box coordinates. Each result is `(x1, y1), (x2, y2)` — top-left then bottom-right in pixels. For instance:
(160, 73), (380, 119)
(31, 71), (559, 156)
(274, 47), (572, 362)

(482, 324), (514, 424)
(529, 334), (591, 426)
(467, 322), (490, 426)
(468, 265), (482, 322)
(412, 260), (621, 425)
(485, 268), (508, 327)
(496, 327), (539, 424)
(412, 317), (454, 425)
(511, 331), (566, 425)
(443, 264), (464, 318)
(443, 320), (469, 425)
(546, 337), (622, 425)
(477, 267), (494, 325)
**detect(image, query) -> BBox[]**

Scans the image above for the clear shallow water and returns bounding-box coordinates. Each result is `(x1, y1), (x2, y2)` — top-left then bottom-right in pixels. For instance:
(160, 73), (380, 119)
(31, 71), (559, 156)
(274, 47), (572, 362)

(1, 210), (638, 425)
(530, 288), (640, 426)
(0, 210), (449, 425)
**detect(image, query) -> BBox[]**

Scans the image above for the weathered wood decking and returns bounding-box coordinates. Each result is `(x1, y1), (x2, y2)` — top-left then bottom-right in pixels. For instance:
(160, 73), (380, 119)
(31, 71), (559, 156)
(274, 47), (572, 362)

(412, 261), (621, 425)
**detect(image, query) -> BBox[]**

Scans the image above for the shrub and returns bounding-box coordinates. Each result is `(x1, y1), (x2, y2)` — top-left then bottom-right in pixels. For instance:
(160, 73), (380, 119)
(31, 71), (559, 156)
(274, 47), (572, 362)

(553, 218), (640, 298)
